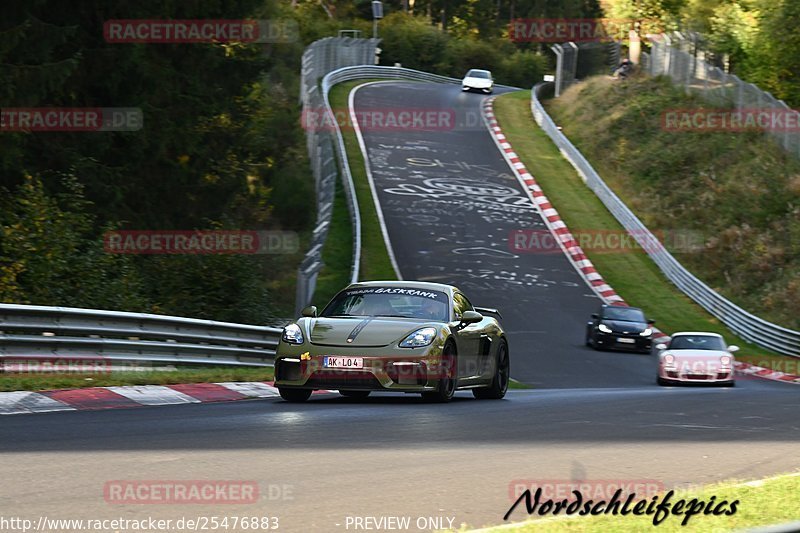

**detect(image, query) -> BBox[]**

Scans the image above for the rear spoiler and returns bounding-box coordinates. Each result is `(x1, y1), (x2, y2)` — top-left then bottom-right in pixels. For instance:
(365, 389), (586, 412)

(474, 306), (502, 319)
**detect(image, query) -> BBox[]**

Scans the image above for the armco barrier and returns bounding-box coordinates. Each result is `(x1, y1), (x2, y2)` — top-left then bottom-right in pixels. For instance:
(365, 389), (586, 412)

(531, 81), (800, 357)
(0, 304), (281, 367)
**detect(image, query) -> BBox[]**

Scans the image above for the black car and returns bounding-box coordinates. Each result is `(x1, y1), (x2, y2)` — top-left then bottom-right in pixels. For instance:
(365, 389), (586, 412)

(585, 304), (654, 353)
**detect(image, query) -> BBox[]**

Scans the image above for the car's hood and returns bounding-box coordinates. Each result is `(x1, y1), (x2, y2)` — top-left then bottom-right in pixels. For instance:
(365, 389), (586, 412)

(464, 77), (492, 87)
(662, 349), (731, 362)
(306, 317), (434, 348)
(603, 320), (647, 334)
(661, 349), (733, 373)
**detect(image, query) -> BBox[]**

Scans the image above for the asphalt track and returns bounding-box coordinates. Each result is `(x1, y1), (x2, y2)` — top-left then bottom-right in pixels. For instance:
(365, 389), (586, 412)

(2, 82), (799, 532)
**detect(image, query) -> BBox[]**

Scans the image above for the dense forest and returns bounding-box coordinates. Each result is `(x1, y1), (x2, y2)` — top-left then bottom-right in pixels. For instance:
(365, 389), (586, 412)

(1, 0), (797, 323)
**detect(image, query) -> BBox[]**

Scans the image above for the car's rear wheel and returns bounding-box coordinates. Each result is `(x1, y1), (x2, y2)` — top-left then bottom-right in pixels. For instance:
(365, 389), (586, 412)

(473, 340), (509, 400)
(278, 388), (312, 402)
(422, 342), (457, 403)
(339, 390), (371, 399)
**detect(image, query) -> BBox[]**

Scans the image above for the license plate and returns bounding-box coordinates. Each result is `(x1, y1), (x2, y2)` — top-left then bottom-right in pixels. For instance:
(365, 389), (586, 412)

(323, 356), (364, 369)
(617, 338), (635, 344)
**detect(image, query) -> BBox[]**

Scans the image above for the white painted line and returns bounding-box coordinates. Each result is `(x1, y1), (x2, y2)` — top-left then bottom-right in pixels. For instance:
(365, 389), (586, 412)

(349, 82), (404, 281)
(0, 391), (75, 415)
(106, 385), (200, 406)
(216, 382), (282, 398)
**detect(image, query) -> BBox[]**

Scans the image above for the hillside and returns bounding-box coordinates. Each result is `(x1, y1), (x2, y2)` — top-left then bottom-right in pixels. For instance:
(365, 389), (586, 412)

(546, 75), (800, 330)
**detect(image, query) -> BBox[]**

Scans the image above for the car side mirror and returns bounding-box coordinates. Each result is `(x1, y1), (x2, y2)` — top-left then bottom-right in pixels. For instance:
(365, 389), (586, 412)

(460, 310), (483, 325)
(591, 313), (599, 319)
(655, 343), (667, 351)
(301, 305), (317, 318)
(727, 345), (740, 353)
(647, 319), (655, 325)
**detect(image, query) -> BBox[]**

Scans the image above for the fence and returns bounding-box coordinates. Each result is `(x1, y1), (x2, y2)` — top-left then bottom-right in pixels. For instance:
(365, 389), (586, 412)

(551, 41), (620, 97)
(646, 32), (800, 160)
(0, 303), (281, 367)
(531, 82), (800, 357)
(296, 37), (380, 315)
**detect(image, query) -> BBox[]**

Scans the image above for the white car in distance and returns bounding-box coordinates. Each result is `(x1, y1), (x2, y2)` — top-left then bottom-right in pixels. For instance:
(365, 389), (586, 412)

(462, 69), (494, 94)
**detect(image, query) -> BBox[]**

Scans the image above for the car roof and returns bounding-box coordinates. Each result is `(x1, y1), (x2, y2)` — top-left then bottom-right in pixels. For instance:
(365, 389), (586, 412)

(345, 280), (458, 296)
(670, 331), (723, 338)
(468, 69), (491, 74)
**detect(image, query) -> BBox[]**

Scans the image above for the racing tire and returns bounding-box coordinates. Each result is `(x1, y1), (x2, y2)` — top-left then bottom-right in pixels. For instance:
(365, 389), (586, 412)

(339, 390), (371, 399)
(422, 341), (458, 403)
(278, 388), (312, 402)
(473, 340), (509, 400)
(656, 376), (670, 386)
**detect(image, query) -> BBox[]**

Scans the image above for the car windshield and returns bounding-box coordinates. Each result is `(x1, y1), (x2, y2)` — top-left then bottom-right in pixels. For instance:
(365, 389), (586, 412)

(321, 287), (450, 321)
(602, 306), (645, 322)
(467, 70), (490, 79)
(669, 335), (726, 351)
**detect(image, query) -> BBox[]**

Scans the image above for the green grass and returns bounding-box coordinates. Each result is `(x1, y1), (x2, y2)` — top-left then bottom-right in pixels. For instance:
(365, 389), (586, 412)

(547, 75), (800, 332)
(331, 80), (399, 281)
(467, 472), (800, 532)
(312, 79), (399, 307)
(493, 90), (795, 371)
(311, 164), (355, 308)
(0, 366), (274, 392)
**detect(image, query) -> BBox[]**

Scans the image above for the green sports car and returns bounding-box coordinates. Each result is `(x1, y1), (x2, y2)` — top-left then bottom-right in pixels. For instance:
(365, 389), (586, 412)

(274, 281), (510, 403)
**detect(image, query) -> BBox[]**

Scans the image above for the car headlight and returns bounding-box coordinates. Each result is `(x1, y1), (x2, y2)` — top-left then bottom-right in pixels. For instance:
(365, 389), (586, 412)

(664, 353), (675, 365)
(598, 323), (612, 333)
(399, 327), (437, 348)
(640, 328), (653, 337)
(282, 323), (305, 345)
(720, 355), (731, 366)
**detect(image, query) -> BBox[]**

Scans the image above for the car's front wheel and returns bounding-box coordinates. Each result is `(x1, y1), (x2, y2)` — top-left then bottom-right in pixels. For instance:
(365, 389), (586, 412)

(278, 388), (312, 402)
(339, 390), (371, 399)
(422, 342), (457, 403)
(473, 340), (509, 400)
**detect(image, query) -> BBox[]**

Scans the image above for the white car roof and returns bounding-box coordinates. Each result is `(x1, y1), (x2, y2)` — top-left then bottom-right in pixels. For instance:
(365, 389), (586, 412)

(467, 69), (491, 75)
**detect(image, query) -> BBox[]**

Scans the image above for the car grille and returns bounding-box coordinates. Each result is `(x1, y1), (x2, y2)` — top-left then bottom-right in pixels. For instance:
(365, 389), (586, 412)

(306, 371), (382, 390)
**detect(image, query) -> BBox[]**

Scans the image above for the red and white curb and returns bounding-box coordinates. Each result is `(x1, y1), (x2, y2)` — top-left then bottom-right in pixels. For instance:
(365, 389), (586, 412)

(0, 382), (333, 415)
(735, 361), (800, 384)
(482, 97), (800, 384)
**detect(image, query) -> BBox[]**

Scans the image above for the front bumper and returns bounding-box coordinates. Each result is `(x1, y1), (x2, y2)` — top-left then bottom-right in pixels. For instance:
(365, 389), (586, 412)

(659, 367), (734, 384)
(274, 348), (447, 392)
(462, 84), (493, 93)
(594, 332), (652, 352)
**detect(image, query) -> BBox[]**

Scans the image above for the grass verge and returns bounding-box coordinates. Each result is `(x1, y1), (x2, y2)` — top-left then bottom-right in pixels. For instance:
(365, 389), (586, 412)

(493, 90), (795, 371)
(0, 366), (274, 392)
(312, 79), (399, 307)
(468, 471), (800, 532)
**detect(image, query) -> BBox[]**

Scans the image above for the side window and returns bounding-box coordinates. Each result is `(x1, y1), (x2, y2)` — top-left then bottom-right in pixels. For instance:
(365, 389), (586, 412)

(453, 293), (473, 319)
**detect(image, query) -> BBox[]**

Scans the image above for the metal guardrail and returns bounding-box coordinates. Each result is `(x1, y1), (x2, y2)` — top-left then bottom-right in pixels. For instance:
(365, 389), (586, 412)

(0, 304), (282, 367)
(296, 37), (381, 315)
(531, 82), (800, 357)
